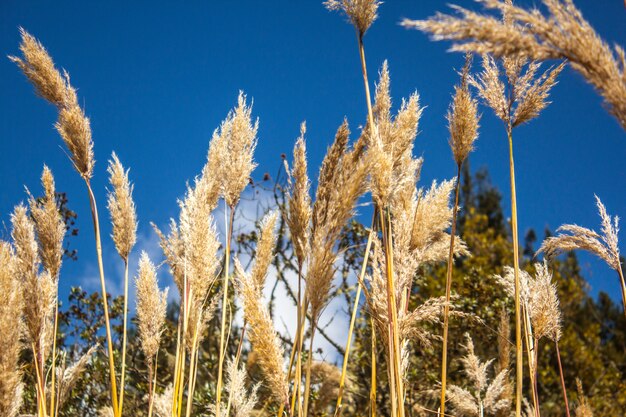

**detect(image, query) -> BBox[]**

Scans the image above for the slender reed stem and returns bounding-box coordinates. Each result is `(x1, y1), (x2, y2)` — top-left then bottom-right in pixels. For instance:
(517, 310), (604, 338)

(147, 362), (154, 417)
(185, 326), (200, 417)
(334, 211), (377, 417)
(533, 338), (540, 417)
(32, 343), (47, 417)
(507, 129), (523, 417)
(86, 182), (120, 417)
(216, 205), (236, 417)
(616, 265), (626, 319)
(523, 309), (539, 417)
(119, 259), (130, 416)
(370, 317), (377, 417)
(381, 207), (404, 417)
(288, 267), (303, 417)
(49, 299), (59, 417)
(302, 326), (317, 417)
(439, 164), (462, 417)
(555, 341), (571, 417)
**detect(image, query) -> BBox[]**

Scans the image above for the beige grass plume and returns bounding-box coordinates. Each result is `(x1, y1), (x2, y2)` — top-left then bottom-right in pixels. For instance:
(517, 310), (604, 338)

(443, 333), (510, 417)
(286, 122), (312, 265)
(54, 344), (99, 411)
(307, 121), (369, 322)
(234, 258), (288, 406)
(367, 61), (423, 207)
(575, 379), (593, 417)
(11, 204), (56, 359)
(153, 384), (174, 417)
(324, 0), (381, 37)
(470, 53), (564, 129)
(251, 211), (279, 289)
(107, 153), (137, 262)
(155, 172), (221, 301)
(136, 252), (168, 362)
(401, 0), (626, 131)
(28, 165), (65, 280)
(211, 91), (258, 208)
(538, 195), (626, 313)
(449, 54), (480, 166)
(0, 241), (24, 417)
(220, 359), (259, 417)
(528, 262), (562, 342)
(10, 29), (94, 179)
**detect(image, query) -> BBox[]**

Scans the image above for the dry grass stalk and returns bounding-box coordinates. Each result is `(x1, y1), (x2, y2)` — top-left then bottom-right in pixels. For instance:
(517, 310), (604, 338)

(495, 310), (513, 417)
(0, 242), (24, 417)
(495, 261), (567, 415)
(442, 333), (510, 417)
(212, 91), (258, 417)
(28, 166), (65, 417)
(154, 145), (222, 417)
(401, 0), (626, 131)
(227, 211), (278, 415)
(11, 29), (120, 415)
(303, 121), (368, 417)
(409, 7), (564, 413)
(440, 53), (480, 417)
(136, 252), (168, 416)
(538, 195), (626, 315)
(107, 152), (137, 415)
(284, 123), (312, 416)
(11, 204), (57, 417)
(234, 258), (288, 407)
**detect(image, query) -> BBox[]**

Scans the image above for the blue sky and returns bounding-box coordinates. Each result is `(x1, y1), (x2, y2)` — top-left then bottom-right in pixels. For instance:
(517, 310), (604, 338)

(1, 0), (625, 312)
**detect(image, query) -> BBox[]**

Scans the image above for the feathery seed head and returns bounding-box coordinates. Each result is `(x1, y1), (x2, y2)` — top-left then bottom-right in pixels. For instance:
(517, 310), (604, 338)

(448, 55), (480, 165)
(402, 0), (626, 130)
(11, 204), (56, 357)
(29, 166), (65, 279)
(0, 242), (24, 417)
(251, 210), (279, 290)
(55, 103), (95, 180)
(107, 153), (137, 261)
(224, 359), (259, 417)
(135, 252), (168, 361)
(286, 122), (312, 265)
(56, 344), (99, 410)
(9, 28), (75, 107)
(324, 0), (381, 36)
(538, 195), (621, 271)
(234, 259), (288, 405)
(211, 91), (258, 207)
(11, 29), (95, 179)
(575, 379), (594, 417)
(529, 261), (562, 341)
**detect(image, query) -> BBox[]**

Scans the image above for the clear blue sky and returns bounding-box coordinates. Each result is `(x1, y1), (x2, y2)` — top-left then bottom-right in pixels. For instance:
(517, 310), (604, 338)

(1, 0), (625, 305)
